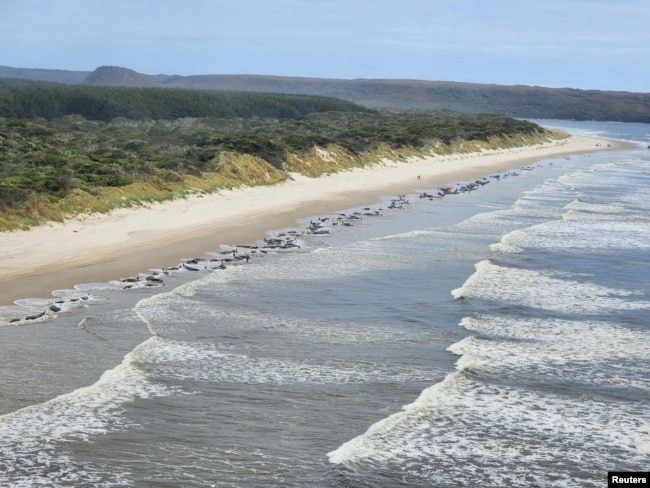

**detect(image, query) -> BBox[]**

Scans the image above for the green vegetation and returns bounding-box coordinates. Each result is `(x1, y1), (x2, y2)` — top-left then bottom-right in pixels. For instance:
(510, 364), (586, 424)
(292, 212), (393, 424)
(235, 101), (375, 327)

(0, 78), (368, 121)
(0, 81), (553, 231)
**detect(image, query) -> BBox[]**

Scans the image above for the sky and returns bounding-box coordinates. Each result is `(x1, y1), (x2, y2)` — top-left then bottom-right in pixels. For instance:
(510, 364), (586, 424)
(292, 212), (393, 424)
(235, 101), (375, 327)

(1, 0), (648, 92)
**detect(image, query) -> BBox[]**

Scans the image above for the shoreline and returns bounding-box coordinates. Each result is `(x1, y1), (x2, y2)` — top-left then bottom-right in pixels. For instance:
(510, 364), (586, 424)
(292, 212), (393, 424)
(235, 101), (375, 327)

(0, 135), (630, 307)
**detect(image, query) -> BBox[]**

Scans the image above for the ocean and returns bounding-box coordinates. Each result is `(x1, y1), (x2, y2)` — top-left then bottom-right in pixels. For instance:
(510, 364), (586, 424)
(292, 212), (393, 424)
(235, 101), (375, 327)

(0, 120), (648, 487)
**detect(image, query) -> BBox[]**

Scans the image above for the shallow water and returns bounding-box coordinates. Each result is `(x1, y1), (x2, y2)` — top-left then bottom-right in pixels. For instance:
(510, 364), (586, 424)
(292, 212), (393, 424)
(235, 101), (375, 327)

(1, 120), (649, 487)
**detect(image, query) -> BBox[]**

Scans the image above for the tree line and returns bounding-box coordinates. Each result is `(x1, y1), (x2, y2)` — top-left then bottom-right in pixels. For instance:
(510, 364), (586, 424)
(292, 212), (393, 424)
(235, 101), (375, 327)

(0, 78), (369, 121)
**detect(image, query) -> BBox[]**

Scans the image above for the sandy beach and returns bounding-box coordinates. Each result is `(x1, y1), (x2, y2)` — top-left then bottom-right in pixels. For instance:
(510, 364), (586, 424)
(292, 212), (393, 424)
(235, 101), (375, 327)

(0, 135), (627, 306)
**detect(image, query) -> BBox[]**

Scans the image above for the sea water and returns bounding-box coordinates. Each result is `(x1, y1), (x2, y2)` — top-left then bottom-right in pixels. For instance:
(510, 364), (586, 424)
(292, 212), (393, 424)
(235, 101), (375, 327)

(0, 120), (648, 487)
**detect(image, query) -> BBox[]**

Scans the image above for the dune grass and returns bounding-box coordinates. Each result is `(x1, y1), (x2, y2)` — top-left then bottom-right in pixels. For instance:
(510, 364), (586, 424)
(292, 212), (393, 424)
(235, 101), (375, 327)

(0, 112), (559, 231)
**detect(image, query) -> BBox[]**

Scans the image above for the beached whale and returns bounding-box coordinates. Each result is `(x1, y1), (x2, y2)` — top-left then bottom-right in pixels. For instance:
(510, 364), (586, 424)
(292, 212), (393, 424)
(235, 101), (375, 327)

(25, 310), (46, 321)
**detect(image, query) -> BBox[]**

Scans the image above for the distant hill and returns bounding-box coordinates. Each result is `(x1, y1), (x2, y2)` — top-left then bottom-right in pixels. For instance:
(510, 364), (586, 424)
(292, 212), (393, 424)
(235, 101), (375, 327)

(0, 65), (88, 84)
(82, 65), (160, 87)
(1, 65), (649, 122)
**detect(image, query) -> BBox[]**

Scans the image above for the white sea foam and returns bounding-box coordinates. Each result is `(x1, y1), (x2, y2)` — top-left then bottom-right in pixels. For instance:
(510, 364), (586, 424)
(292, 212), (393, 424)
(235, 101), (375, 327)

(328, 372), (649, 487)
(371, 229), (433, 241)
(135, 337), (436, 386)
(452, 314), (650, 389)
(452, 260), (650, 313)
(0, 337), (172, 487)
(494, 218), (650, 254)
(562, 199), (629, 218)
(328, 372), (464, 464)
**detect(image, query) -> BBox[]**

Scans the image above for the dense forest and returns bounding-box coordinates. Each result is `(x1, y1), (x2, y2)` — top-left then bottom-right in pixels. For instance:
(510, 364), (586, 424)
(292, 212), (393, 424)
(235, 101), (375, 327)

(0, 78), (368, 121)
(0, 79), (552, 230)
